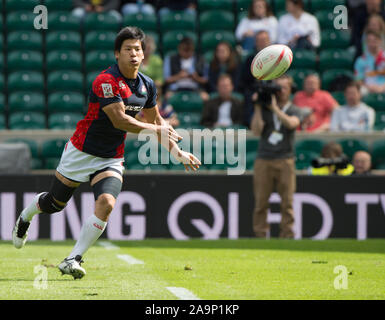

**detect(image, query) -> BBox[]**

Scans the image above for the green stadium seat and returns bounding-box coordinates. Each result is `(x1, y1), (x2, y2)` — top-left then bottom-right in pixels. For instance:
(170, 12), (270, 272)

(274, 0), (310, 13)
(371, 140), (385, 168)
(296, 150), (318, 170)
(0, 53), (3, 73)
(122, 13), (157, 32)
(5, 138), (39, 158)
(200, 31), (236, 52)
(160, 11), (196, 32)
(310, 0), (346, 12)
(321, 69), (354, 91)
(337, 138), (369, 160)
(47, 11), (81, 31)
(321, 30), (351, 50)
(41, 139), (68, 158)
(6, 11), (36, 31)
(47, 71), (84, 93)
(199, 10), (235, 32)
(331, 91), (345, 105)
(168, 91), (204, 112)
(162, 31), (198, 53)
(0, 74), (4, 93)
(84, 12), (121, 32)
(295, 139), (325, 154)
(7, 31), (42, 51)
(43, 0), (73, 11)
(0, 93), (4, 113)
(363, 93), (385, 111)
(48, 92), (85, 113)
(0, 114), (5, 130)
(314, 10), (337, 30)
(9, 112), (46, 130)
(46, 50), (82, 72)
(291, 50), (317, 70)
(7, 50), (43, 72)
(198, 0), (234, 11)
(236, 0), (252, 12)
(8, 91), (45, 113)
(86, 71), (100, 92)
(48, 112), (83, 130)
(85, 31), (116, 51)
(8, 71), (44, 93)
(85, 50), (116, 73)
(374, 111), (385, 131)
(46, 31), (81, 51)
(44, 158), (61, 169)
(319, 49), (354, 72)
(287, 69), (318, 90)
(5, 0), (39, 11)
(0, 34), (3, 52)
(178, 112), (202, 128)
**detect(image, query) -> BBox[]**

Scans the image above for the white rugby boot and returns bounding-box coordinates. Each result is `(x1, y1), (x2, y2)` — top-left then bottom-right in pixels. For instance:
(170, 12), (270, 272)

(12, 216), (31, 249)
(58, 255), (86, 280)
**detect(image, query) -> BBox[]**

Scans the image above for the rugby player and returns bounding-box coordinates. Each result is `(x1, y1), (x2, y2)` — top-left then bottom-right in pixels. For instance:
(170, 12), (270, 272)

(12, 27), (201, 279)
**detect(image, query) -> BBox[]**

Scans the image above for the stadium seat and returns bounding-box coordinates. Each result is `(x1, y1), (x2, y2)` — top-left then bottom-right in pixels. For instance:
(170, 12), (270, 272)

(198, 0), (234, 11)
(331, 91), (345, 105)
(7, 31), (43, 51)
(7, 50), (43, 72)
(122, 13), (157, 32)
(310, 0), (346, 12)
(178, 112), (202, 128)
(46, 31), (81, 51)
(295, 139), (325, 154)
(48, 112), (83, 130)
(199, 10), (235, 32)
(86, 71), (100, 92)
(85, 31), (116, 51)
(47, 11), (81, 31)
(287, 69), (318, 90)
(48, 92), (85, 113)
(84, 12), (121, 32)
(315, 10), (337, 30)
(44, 158), (61, 169)
(0, 114), (5, 130)
(296, 150), (318, 170)
(0, 74), (4, 93)
(162, 31), (198, 53)
(85, 50), (116, 73)
(160, 11), (196, 32)
(363, 93), (385, 111)
(374, 111), (385, 131)
(337, 138), (369, 160)
(41, 139), (68, 159)
(47, 71), (84, 93)
(8, 91), (45, 113)
(168, 91), (203, 112)
(6, 11), (36, 31)
(43, 0), (73, 12)
(290, 50), (317, 70)
(0, 34), (3, 52)
(46, 50), (82, 72)
(0, 53), (3, 73)
(9, 112), (46, 130)
(0, 93), (4, 113)
(5, 0), (39, 11)
(7, 71), (44, 93)
(321, 30), (351, 50)
(371, 140), (385, 168)
(274, 0), (310, 13)
(4, 138), (39, 158)
(200, 31), (236, 52)
(321, 69), (354, 91)
(319, 49), (354, 72)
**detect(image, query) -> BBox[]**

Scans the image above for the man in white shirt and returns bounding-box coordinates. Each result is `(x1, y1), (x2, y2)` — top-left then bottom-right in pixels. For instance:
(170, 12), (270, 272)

(277, 0), (320, 49)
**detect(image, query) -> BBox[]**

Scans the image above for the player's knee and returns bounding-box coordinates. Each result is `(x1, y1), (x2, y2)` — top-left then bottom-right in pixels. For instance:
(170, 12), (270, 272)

(38, 192), (66, 214)
(96, 194), (115, 214)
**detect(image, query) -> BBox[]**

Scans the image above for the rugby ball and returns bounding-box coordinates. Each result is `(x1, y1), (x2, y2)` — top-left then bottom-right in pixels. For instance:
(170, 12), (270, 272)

(250, 44), (293, 80)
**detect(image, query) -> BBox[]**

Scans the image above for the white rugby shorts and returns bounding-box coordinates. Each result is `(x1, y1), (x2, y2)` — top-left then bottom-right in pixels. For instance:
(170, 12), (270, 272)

(56, 140), (125, 183)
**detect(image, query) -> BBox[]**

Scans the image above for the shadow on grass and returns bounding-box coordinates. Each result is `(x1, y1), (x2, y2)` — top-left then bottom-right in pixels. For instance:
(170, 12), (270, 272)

(1, 239), (385, 254)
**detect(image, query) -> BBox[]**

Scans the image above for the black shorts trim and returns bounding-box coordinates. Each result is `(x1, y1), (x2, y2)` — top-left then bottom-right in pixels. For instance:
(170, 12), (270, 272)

(89, 167), (122, 182)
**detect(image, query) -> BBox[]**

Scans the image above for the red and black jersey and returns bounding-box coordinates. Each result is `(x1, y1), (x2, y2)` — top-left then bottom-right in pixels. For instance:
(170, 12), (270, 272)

(70, 64), (157, 158)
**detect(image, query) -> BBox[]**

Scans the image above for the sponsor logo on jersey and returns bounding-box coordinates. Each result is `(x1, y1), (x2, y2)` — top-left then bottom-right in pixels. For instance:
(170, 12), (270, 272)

(101, 83), (114, 98)
(119, 80), (126, 89)
(140, 84), (147, 95)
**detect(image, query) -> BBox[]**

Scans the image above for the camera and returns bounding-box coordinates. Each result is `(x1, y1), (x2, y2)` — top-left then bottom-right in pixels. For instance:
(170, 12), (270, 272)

(252, 80), (282, 107)
(311, 155), (349, 170)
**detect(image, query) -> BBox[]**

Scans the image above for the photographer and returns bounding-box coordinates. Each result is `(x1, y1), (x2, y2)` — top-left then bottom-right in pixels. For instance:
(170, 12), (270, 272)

(250, 75), (308, 239)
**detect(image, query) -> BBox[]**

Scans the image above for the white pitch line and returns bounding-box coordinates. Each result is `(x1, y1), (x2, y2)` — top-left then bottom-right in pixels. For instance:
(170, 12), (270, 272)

(166, 287), (201, 300)
(98, 241), (120, 250)
(117, 254), (144, 265)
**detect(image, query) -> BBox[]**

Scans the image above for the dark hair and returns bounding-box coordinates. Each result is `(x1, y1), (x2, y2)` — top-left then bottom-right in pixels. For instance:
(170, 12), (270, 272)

(210, 41), (239, 73)
(287, 0), (304, 9)
(321, 142), (343, 158)
(217, 73), (233, 85)
(344, 81), (361, 92)
(178, 37), (195, 49)
(114, 26), (146, 53)
(248, 0), (273, 19)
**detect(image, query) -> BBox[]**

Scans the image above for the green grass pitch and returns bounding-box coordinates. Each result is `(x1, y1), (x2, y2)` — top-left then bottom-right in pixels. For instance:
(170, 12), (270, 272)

(0, 239), (384, 300)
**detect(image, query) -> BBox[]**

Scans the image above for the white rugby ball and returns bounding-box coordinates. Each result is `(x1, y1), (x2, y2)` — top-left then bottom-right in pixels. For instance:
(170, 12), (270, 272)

(250, 44), (293, 80)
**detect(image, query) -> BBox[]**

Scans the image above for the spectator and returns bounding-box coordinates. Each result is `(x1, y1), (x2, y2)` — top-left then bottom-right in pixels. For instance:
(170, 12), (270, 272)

(121, 0), (156, 15)
(163, 37), (209, 101)
(352, 0), (385, 58)
(238, 30), (271, 126)
(293, 74), (339, 132)
(330, 82), (375, 132)
(158, 0), (197, 17)
(354, 31), (385, 95)
(139, 35), (163, 89)
(201, 74), (243, 128)
(72, 0), (122, 21)
(208, 42), (240, 93)
(310, 142), (355, 175)
(352, 150), (372, 174)
(277, 0), (320, 50)
(235, 0), (278, 51)
(362, 14), (385, 54)
(250, 75), (307, 239)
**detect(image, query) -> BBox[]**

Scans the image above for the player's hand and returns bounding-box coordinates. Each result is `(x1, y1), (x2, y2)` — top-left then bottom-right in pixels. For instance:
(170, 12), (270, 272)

(172, 149), (201, 171)
(156, 125), (182, 143)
